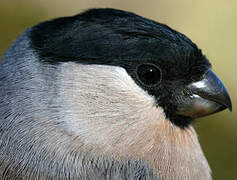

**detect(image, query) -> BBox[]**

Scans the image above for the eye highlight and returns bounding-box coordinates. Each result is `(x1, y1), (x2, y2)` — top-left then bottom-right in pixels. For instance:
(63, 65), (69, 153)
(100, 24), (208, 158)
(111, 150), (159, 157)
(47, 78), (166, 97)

(136, 63), (162, 86)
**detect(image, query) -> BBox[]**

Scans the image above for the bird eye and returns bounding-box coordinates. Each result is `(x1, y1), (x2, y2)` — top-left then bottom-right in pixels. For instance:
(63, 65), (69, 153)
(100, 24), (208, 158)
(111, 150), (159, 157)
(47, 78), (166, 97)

(136, 63), (162, 86)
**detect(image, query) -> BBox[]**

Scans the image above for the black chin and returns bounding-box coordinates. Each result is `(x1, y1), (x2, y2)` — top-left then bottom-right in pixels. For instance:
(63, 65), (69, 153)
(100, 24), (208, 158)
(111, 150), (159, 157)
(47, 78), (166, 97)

(169, 115), (195, 129)
(156, 101), (194, 129)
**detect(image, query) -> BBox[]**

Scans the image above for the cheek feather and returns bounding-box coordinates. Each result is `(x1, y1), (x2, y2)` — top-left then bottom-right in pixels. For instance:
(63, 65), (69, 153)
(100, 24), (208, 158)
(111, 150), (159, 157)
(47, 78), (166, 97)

(57, 62), (165, 151)
(56, 63), (211, 179)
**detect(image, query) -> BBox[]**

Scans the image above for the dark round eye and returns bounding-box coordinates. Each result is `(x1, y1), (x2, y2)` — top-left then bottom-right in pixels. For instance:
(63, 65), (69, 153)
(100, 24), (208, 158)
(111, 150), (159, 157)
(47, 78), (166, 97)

(136, 64), (162, 86)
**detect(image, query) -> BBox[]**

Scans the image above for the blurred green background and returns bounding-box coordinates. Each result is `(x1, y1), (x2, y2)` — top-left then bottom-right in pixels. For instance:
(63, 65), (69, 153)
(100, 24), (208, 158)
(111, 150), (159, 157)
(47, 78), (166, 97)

(0, 0), (236, 179)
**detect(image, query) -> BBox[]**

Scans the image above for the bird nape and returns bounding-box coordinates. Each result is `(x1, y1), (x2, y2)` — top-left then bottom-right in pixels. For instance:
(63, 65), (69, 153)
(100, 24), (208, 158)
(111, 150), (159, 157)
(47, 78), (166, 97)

(0, 8), (232, 180)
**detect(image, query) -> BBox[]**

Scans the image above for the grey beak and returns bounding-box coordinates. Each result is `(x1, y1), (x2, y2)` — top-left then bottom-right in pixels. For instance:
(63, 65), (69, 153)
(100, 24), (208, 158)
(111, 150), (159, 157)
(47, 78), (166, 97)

(177, 69), (232, 118)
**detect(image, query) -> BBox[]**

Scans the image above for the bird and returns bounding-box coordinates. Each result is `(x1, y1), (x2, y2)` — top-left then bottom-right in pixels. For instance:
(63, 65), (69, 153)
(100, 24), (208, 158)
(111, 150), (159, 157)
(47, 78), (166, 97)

(0, 8), (232, 180)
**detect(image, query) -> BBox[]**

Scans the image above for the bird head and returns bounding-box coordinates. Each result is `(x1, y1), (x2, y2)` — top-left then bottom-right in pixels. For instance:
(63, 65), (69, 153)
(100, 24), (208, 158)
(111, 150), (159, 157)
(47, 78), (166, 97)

(0, 8), (232, 179)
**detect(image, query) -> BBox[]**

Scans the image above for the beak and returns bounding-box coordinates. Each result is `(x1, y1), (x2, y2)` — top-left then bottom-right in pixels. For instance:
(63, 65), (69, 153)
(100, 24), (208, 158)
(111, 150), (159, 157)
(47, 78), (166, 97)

(177, 69), (232, 118)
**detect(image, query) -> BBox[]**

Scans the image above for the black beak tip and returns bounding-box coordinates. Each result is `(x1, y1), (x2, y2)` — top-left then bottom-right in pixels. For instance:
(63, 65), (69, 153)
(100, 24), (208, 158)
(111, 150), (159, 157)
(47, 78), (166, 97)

(227, 99), (232, 112)
(221, 84), (232, 112)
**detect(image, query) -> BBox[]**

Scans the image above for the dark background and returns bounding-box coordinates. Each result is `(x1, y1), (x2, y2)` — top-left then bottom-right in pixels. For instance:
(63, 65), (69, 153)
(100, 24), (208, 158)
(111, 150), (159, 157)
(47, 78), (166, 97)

(0, 0), (236, 179)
